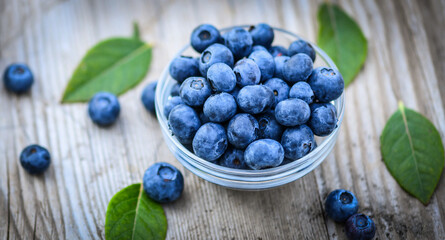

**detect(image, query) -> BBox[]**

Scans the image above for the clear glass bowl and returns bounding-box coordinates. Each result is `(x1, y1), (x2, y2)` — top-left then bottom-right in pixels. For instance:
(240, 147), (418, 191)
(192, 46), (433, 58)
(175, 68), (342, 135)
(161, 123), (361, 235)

(155, 26), (345, 190)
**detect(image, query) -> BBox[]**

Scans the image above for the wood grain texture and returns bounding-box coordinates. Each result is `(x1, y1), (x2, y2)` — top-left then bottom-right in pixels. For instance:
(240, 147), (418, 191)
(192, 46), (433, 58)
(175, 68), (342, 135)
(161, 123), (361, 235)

(1, 0), (444, 239)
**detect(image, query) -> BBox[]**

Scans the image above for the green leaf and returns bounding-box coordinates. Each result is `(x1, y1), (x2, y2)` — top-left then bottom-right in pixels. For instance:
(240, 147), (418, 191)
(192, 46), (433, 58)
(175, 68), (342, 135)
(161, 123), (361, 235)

(105, 183), (167, 240)
(61, 38), (152, 103)
(317, 3), (368, 87)
(380, 102), (444, 204)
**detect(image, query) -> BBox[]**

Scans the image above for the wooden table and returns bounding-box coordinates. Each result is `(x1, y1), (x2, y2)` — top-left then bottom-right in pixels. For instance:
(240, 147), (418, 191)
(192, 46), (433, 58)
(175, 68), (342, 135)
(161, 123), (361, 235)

(1, 0), (445, 239)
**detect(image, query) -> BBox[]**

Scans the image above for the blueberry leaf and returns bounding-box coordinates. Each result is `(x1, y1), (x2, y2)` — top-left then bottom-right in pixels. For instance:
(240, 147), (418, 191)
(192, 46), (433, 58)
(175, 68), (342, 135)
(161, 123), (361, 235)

(380, 102), (444, 205)
(317, 3), (367, 87)
(105, 183), (167, 240)
(61, 37), (152, 103)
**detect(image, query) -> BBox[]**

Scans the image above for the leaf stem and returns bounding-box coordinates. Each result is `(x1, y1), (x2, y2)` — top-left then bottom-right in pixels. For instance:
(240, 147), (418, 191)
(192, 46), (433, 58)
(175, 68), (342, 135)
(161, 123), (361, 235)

(133, 22), (140, 40)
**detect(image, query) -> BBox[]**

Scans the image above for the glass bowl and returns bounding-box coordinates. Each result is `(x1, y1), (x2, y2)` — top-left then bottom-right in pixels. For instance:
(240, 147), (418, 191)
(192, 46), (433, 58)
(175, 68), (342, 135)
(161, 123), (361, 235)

(155, 26), (345, 190)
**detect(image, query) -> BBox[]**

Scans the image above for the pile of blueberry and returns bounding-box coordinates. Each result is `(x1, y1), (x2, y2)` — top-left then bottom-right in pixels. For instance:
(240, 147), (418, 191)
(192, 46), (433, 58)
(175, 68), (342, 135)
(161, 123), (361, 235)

(165, 23), (344, 169)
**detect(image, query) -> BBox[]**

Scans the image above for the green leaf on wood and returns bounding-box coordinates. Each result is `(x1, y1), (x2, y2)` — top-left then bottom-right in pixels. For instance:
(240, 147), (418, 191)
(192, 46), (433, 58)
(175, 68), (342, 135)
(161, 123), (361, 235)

(317, 3), (368, 87)
(61, 37), (152, 103)
(380, 102), (444, 205)
(105, 183), (167, 240)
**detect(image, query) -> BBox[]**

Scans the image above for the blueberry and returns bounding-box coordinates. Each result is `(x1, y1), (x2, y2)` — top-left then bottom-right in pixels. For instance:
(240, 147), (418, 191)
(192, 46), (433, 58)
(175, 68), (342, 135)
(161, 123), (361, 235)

(199, 111), (211, 124)
(274, 56), (290, 79)
(249, 50), (275, 82)
(169, 56), (200, 83)
(224, 27), (253, 60)
(168, 104), (201, 144)
(269, 45), (288, 57)
(248, 23), (274, 48)
(233, 58), (261, 87)
(19, 144), (51, 174)
(289, 81), (314, 104)
(275, 98), (310, 126)
(288, 40), (316, 61)
(207, 63), (236, 92)
(3, 63), (34, 93)
(192, 123), (228, 162)
(280, 158), (294, 166)
(219, 148), (247, 169)
(170, 83), (180, 96)
(203, 92), (237, 123)
(163, 96), (184, 118)
(281, 125), (315, 159)
(229, 86), (241, 99)
(199, 43), (234, 77)
(179, 77), (212, 107)
(263, 78), (290, 108)
(252, 45), (268, 52)
(244, 139), (284, 169)
(257, 110), (283, 141)
(283, 53), (313, 83)
(88, 92), (120, 126)
(143, 162), (184, 203)
(191, 24), (221, 53)
(227, 113), (259, 149)
(237, 85), (274, 114)
(308, 103), (337, 136)
(325, 189), (359, 222)
(345, 213), (376, 240)
(308, 67), (344, 102)
(141, 81), (157, 115)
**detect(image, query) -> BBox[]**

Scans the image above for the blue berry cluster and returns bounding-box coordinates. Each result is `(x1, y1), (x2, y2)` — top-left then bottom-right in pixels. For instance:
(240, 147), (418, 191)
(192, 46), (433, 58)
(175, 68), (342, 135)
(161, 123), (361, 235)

(165, 23), (345, 170)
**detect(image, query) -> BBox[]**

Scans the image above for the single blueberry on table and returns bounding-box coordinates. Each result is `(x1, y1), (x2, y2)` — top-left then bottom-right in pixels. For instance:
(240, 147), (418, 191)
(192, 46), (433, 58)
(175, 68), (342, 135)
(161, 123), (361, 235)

(170, 83), (180, 96)
(203, 92), (237, 123)
(308, 103), (338, 137)
(237, 85), (274, 114)
(281, 125), (316, 159)
(227, 113), (259, 149)
(224, 27), (253, 60)
(143, 162), (184, 203)
(244, 139), (284, 170)
(288, 39), (316, 61)
(20, 144), (51, 174)
(325, 189), (359, 222)
(141, 81), (157, 115)
(192, 123), (228, 162)
(190, 24), (222, 53)
(289, 81), (315, 104)
(179, 77), (212, 107)
(169, 56), (200, 83)
(345, 213), (376, 240)
(248, 23), (274, 48)
(3, 63), (34, 94)
(249, 50), (275, 82)
(275, 98), (310, 126)
(207, 63), (236, 92)
(233, 58), (261, 87)
(168, 104), (201, 144)
(274, 56), (290, 79)
(269, 45), (288, 57)
(88, 92), (120, 126)
(263, 78), (290, 108)
(199, 43), (234, 77)
(257, 110), (283, 141)
(308, 67), (344, 103)
(283, 53), (313, 83)
(163, 96), (184, 118)
(219, 148), (247, 169)
(252, 45), (268, 52)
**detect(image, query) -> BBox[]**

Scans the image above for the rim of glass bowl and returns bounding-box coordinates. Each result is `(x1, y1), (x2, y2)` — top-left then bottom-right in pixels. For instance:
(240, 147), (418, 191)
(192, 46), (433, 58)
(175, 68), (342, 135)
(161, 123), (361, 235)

(155, 25), (345, 181)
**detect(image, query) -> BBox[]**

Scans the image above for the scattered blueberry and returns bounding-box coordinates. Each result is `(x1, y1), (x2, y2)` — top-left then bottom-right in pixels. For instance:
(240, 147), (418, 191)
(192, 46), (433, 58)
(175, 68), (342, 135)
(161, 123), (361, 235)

(141, 81), (157, 115)
(19, 144), (51, 174)
(179, 77), (212, 107)
(219, 148), (247, 169)
(288, 40), (316, 61)
(163, 96), (184, 118)
(3, 63), (34, 93)
(275, 98), (310, 126)
(269, 45), (288, 57)
(257, 110), (283, 141)
(308, 103), (337, 136)
(345, 213), (376, 240)
(191, 24), (222, 53)
(289, 81), (314, 104)
(281, 125), (316, 159)
(283, 53), (313, 83)
(169, 56), (200, 83)
(249, 50), (275, 82)
(274, 56), (290, 79)
(170, 83), (181, 96)
(143, 162), (184, 203)
(233, 58), (261, 87)
(199, 43), (234, 77)
(252, 45), (268, 52)
(168, 104), (201, 144)
(224, 27), (253, 60)
(308, 67), (344, 102)
(203, 92), (237, 122)
(244, 139), (284, 169)
(207, 63), (236, 92)
(227, 113), (259, 149)
(325, 189), (359, 222)
(237, 85), (274, 114)
(88, 92), (120, 126)
(192, 123), (228, 162)
(248, 23), (274, 48)
(263, 78), (290, 108)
